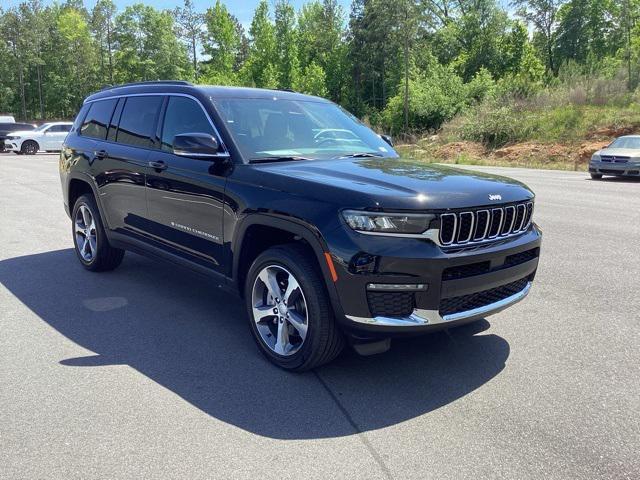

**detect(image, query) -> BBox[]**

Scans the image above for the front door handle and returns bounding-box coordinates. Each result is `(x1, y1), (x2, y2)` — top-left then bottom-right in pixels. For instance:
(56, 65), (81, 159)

(148, 160), (168, 171)
(95, 149), (108, 159)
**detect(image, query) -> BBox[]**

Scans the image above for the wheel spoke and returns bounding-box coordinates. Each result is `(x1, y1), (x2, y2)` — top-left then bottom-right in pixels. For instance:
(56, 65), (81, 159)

(81, 206), (92, 228)
(287, 311), (307, 339)
(74, 222), (85, 235)
(259, 268), (282, 300)
(80, 237), (89, 258)
(88, 236), (97, 257)
(283, 276), (300, 305)
(252, 304), (275, 323)
(274, 318), (289, 355)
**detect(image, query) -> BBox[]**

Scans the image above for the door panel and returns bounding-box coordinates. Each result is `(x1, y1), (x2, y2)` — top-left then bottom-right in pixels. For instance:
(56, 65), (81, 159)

(89, 96), (162, 236)
(144, 95), (227, 272)
(145, 152), (227, 271)
(94, 142), (150, 234)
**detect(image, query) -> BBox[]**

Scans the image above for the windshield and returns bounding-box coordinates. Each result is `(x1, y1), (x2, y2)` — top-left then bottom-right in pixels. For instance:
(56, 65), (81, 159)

(34, 123), (52, 132)
(214, 98), (397, 161)
(609, 137), (640, 149)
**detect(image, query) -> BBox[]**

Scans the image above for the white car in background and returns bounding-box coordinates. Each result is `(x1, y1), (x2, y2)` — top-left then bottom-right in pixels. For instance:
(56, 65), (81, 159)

(5, 122), (73, 155)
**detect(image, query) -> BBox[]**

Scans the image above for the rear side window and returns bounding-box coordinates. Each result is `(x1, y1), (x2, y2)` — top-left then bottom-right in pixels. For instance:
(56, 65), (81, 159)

(160, 96), (215, 152)
(117, 96), (163, 148)
(80, 99), (117, 139)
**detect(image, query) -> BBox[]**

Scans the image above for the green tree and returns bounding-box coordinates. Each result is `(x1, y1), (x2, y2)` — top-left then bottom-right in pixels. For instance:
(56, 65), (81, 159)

(513, 0), (565, 75)
(113, 4), (190, 83)
(242, 0), (278, 88)
(91, 0), (116, 85)
(174, 0), (204, 81)
(201, 0), (242, 84)
(274, 0), (299, 89)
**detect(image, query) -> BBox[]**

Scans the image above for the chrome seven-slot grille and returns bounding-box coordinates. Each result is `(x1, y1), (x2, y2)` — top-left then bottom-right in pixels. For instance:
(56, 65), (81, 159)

(439, 201), (533, 247)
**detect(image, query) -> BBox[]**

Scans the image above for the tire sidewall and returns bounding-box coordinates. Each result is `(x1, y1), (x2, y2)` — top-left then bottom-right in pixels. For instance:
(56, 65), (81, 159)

(245, 249), (327, 370)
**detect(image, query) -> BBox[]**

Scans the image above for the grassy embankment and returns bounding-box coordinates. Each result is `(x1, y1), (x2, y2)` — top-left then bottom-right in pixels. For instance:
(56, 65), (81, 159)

(396, 102), (640, 171)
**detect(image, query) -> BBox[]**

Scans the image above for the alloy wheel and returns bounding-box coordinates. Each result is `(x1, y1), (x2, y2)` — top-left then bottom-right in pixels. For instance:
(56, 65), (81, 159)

(74, 204), (97, 262)
(23, 142), (37, 154)
(251, 265), (309, 356)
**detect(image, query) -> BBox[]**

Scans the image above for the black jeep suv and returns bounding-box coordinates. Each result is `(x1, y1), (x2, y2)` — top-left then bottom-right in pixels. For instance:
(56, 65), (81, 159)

(60, 81), (541, 371)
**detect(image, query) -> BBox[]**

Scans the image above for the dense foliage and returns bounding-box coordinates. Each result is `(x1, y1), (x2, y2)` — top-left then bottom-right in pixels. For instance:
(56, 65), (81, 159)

(1, 0), (640, 135)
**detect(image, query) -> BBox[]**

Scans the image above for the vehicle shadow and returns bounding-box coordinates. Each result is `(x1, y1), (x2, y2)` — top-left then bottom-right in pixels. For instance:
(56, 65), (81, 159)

(0, 249), (510, 439)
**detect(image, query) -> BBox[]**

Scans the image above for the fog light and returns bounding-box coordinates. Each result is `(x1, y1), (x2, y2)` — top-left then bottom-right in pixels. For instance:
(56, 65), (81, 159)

(366, 283), (427, 291)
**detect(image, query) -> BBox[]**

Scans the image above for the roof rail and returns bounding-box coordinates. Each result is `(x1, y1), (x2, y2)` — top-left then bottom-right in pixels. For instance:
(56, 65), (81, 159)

(99, 80), (193, 91)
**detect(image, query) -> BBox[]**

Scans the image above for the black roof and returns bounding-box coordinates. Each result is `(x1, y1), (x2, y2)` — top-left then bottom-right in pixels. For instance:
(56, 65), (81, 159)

(85, 81), (329, 104)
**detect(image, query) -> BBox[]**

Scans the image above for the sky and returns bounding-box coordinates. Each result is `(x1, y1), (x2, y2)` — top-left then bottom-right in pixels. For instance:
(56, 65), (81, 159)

(5, 0), (353, 27)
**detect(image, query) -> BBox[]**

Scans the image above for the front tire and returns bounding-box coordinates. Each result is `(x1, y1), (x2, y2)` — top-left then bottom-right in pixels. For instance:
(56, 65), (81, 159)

(21, 140), (38, 155)
(245, 244), (344, 371)
(590, 173), (603, 180)
(72, 194), (125, 272)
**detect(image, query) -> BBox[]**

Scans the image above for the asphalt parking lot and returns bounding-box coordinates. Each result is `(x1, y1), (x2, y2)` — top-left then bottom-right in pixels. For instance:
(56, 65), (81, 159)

(1, 153), (639, 479)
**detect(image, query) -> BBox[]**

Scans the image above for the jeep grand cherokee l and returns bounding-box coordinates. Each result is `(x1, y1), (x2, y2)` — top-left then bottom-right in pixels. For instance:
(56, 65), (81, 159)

(59, 81), (542, 371)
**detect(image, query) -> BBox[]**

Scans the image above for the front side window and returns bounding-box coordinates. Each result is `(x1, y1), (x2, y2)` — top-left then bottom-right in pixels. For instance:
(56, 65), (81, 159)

(116, 96), (163, 148)
(160, 96), (215, 152)
(80, 100), (117, 140)
(49, 124), (72, 133)
(214, 98), (397, 161)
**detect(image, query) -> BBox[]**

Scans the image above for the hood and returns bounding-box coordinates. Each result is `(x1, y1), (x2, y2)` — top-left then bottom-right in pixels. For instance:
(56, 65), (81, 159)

(253, 157), (534, 210)
(5, 130), (34, 137)
(595, 148), (640, 159)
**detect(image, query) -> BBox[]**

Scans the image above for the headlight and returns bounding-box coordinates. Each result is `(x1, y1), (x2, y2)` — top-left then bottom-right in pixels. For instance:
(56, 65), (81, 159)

(6, 135), (18, 140)
(342, 210), (435, 235)
(591, 154), (601, 162)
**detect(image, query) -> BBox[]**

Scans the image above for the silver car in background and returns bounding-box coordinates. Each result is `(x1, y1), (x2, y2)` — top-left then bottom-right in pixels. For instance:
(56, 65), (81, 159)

(589, 135), (640, 180)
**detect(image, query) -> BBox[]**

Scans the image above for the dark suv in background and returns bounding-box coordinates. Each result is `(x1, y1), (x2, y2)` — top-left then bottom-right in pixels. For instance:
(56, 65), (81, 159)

(0, 122), (35, 151)
(60, 81), (542, 371)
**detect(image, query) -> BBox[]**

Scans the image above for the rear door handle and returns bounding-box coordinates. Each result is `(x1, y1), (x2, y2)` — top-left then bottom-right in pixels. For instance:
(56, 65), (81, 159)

(95, 150), (108, 159)
(148, 160), (168, 171)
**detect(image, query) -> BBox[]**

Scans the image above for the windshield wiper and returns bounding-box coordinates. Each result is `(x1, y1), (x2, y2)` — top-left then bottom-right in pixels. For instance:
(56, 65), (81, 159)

(334, 152), (384, 159)
(249, 156), (313, 164)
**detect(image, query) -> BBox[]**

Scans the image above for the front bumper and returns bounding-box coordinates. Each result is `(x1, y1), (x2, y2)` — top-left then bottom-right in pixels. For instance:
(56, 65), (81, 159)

(4, 141), (20, 152)
(590, 161), (640, 176)
(326, 224), (542, 336)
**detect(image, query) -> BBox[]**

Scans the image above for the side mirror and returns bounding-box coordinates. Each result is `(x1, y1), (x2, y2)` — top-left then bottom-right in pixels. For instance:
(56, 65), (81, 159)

(380, 134), (394, 147)
(173, 133), (225, 158)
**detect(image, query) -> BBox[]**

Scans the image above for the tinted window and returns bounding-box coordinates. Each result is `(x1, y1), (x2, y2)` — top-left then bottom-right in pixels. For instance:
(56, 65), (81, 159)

(71, 104), (90, 133)
(81, 99), (117, 140)
(117, 96), (163, 148)
(107, 98), (124, 142)
(160, 96), (215, 151)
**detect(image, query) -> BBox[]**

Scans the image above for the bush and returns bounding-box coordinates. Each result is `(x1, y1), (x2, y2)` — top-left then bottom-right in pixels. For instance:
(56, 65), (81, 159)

(443, 102), (537, 147)
(381, 63), (468, 133)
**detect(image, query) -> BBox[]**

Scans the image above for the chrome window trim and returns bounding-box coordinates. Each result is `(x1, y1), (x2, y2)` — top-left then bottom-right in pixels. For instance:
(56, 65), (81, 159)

(83, 92), (230, 158)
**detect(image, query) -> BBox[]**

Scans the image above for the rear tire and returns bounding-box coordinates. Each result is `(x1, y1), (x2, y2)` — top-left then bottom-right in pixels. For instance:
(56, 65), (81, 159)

(590, 173), (603, 180)
(245, 244), (344, 371)
(72, 194), (125, 272)
(21, 140), (38, 155)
